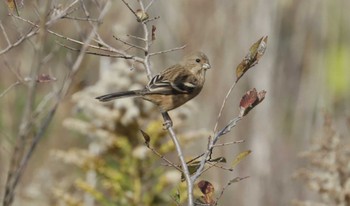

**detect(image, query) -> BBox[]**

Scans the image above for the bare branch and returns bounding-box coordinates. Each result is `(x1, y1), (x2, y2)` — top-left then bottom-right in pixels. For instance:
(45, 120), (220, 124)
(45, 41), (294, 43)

(46, 0), (80, 26)
(145, 0), (156, 11)
(0, 81), (21, 99)
(212, 139), (245, 148)
(126, 34), (145, 41)
(0, 28), (38, 55)
(146, 143), (183, 172)
(213, 81), (238, 133)
(0, 21), (11, 46)
(62, 16), (99, 22)
(214, 176), (249, 206)
(149, 45), (187, 56)
(163, 116), (194, 205)
(113, 35), (146, 51)
(121, 0), (139, 19)
(55, 41), (136, 59)
(144, 16), (160, 24)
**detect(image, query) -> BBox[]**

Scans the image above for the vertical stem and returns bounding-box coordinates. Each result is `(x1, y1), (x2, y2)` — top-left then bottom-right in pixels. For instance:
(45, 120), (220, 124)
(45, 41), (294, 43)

(213, 81), (237, 133)
(3, 2), (50, 205)
(164, 114), (194, 206)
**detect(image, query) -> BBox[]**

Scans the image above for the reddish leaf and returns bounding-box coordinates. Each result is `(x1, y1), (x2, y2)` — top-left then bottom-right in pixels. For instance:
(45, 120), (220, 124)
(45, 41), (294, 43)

(36, 74), (57, 83)
(197, 180), (215, 204)
(151, 25), (156, 41)
(239, 88), (266, 117)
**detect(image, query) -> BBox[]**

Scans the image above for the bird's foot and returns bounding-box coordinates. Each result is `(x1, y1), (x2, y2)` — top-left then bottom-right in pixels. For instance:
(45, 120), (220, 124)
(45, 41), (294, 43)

(162, 119), (173, 129)
(162, 112), (173, 129)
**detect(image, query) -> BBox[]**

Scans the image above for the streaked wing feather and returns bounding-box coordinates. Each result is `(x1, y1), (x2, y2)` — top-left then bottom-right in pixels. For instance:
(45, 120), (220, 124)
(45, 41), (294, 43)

(146, 64), (197, 95)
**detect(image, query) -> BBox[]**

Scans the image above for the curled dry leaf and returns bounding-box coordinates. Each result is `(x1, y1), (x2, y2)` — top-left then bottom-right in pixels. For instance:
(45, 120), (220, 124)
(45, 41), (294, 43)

(239, 88), (266, 117)
(135, 9), (149, 22)
(151, 25), (156, 41)
(197, 180), (215, 205)
(231, 150), (251, 168)
(140, 129), (150, 146)
(6, 0), (22, 15)
(236, 36), (268, 81)
(36, 74), (57, 83)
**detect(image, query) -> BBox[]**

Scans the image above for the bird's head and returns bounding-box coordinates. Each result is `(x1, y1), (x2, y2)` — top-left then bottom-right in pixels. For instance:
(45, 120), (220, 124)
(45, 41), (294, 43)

(182, 51), (211, 75)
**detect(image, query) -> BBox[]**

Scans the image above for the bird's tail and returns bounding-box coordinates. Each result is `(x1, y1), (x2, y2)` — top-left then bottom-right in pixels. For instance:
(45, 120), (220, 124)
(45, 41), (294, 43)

(96, 90), (142, 102)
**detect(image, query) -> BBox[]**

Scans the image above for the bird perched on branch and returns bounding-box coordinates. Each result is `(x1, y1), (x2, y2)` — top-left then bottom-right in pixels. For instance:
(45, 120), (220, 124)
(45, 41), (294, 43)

(96, 51), (211, 123)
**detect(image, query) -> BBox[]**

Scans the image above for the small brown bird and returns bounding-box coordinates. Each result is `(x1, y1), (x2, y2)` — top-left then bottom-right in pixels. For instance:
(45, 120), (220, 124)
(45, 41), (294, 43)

(96, 51), (211, 113)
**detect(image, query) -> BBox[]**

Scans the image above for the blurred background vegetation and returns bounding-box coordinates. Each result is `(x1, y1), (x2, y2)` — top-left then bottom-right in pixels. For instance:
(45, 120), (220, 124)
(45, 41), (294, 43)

(0, 0), (349, 205)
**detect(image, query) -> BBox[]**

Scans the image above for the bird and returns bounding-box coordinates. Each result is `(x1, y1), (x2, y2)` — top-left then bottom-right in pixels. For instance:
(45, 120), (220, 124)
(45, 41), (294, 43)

(96, 51), (211, 124)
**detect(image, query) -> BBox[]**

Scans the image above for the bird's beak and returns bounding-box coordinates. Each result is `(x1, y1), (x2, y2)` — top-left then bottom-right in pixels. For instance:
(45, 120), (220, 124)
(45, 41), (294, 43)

(203, 63), (211, 70)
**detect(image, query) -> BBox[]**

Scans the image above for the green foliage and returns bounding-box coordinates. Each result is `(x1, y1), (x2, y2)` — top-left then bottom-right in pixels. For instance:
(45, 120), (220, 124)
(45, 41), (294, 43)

(53, 119), (185, 206)
(326, 46), (350, 100)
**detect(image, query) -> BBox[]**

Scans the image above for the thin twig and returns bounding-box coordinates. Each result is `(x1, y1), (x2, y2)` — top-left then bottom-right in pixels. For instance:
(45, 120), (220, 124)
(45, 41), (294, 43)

(146, 144), (182, 172)
(143, 16), (160, 24)
(213, 80), (238, 133)
(206, 161), (233, 172)
(0, 21), (11, 46)
(0, 81), (21, 99)
(212, 139), (245, 147)
(55, 41), (136, 59)
(145, 0), (156, 11)
(46, 0), (80, 26)
(0, 28), (38, 55)
(186, 152), (205, 165)
(214, 176), (249, 206)
(63, 16), (99, 22)
(126, 34), (145, 41)
(121, 0), (139, 19)
(113, 35), (146, 51)
(149, 45), (187, 56)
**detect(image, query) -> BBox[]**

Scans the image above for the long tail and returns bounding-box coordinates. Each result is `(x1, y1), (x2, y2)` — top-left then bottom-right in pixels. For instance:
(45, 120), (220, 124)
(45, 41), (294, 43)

(96, 90), (143, 102)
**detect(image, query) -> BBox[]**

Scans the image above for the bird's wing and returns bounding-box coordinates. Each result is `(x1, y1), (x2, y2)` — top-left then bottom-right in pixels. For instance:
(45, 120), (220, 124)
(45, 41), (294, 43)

(146, 65), (198, 95)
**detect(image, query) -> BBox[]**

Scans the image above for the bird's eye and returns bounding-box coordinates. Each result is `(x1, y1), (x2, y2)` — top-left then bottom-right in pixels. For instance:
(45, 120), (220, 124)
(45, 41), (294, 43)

(195, 58), (201, 63)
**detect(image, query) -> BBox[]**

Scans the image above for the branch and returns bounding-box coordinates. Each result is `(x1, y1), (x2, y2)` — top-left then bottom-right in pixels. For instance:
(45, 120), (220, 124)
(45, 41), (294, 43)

(113, 35), (146, 51)
(163, 117), (194, 205)
(121, 0), (139, 19)
(213, 81), (238, 133)
(149, 45), (187, 56)
(0, 81), (21, 99)
(2, 2), (111, 206)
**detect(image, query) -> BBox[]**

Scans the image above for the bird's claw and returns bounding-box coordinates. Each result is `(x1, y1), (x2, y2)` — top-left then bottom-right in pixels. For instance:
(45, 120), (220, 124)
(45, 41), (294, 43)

(162, 119), (173, 129)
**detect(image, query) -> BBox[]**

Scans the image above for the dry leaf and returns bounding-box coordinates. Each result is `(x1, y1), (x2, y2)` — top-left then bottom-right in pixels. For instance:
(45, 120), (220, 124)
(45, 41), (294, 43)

(235, 36), (268, 81)
(198, 180), (215, 205)
(6, 0), (22, 15)
(140, 130), (150, 146)
(231, 150), (251, 168)
(136, 9), (149, 22)
(36, 74), (57, 83)
(152, 25), (156, 41)
(239, 88), (266, 117)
